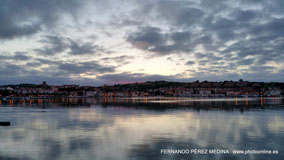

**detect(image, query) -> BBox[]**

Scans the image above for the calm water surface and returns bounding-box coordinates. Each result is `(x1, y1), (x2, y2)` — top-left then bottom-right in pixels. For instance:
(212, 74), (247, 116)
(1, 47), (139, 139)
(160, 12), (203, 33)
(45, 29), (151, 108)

(0, 97), (284, 160)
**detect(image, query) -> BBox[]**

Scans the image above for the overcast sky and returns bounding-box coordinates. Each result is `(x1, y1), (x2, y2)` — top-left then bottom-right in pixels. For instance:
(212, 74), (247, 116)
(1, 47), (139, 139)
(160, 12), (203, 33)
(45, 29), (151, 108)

(0, 0), (284, 85)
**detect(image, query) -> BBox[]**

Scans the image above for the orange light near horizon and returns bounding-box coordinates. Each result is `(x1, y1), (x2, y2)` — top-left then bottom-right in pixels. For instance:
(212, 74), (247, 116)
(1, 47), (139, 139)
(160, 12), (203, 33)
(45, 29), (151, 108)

(104, 98), (108, 103)
(9, 100), (14, 107)
(113, 97), (117, 103)
(74, 98), (78, 103)
(38, 99), (42, 104)
(144, 97), (148, 104)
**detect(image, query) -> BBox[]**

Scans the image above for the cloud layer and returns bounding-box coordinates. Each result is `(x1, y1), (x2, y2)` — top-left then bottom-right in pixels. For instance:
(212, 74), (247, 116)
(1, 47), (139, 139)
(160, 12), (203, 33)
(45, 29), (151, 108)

(1, 0), (284, 85)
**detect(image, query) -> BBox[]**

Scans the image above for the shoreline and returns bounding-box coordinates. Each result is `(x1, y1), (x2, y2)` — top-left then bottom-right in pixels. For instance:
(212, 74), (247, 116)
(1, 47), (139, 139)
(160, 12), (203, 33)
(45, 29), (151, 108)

(0, 96), (283, 101)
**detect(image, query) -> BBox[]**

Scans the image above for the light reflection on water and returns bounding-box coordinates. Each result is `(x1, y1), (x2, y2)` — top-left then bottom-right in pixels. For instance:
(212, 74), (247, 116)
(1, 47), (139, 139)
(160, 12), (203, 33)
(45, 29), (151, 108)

(0, 98), (284, 160)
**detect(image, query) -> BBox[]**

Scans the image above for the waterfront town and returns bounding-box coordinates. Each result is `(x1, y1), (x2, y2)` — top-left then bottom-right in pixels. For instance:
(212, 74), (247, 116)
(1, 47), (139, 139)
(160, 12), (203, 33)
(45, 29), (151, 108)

(0, 80), (283, 98)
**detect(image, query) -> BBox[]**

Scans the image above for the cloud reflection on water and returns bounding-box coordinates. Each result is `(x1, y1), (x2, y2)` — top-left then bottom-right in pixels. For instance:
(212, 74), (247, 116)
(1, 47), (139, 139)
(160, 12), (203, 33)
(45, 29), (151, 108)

(0, 98), (284, 160)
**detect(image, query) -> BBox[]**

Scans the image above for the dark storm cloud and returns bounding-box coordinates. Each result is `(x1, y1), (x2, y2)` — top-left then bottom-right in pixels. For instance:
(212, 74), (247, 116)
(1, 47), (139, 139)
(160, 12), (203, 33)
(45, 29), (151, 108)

(221, 30), (284, 65)
(127, 27), (193, 55)
(0, 154), (31, 160)
(153, 1), (204, 26)
(0, 63), (26, 76)
(0, 0), (84, 39)
(34, 35), (106, 56)
(34, 36), (68, 55)
(237, 58), (255, 66)
(176, 7), (205, 27)
(0, 58), (116, 85)
(26, 62), (42, 67)
(166, 57), (173, 61)
(35, 58), (61, 66)
(24, 58), (115, 75)
(0, 50), (116, 83)
(58, 61), (115, 75)
(230, 9), (258, 22)
(0, 18), (40, 40)
(0, 73), (98, 86)
(13, 52), (30, 61)
(127, 27), (163, 49)
(68, 40), (104, 55)
(185, 61), (195, 65)
(125, 0), (284, 79)
(0, 52), (31, 61)
(194, 52), (222, 61)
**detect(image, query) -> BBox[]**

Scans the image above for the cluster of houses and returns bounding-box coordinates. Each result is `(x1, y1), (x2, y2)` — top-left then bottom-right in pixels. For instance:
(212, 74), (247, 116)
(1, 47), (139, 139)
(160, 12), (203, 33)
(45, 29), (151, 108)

(99, 87), (282, 97)
(0, 80), (283, 98)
